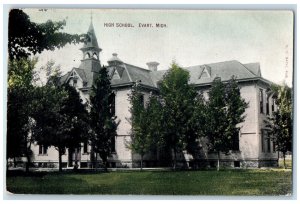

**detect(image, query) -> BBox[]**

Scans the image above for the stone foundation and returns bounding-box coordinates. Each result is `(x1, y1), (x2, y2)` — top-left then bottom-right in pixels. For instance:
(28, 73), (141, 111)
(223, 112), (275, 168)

(10, 158), (278, 170)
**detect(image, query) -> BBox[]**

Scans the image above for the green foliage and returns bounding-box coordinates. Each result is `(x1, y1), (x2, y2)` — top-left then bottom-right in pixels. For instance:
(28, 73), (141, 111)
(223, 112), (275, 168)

(225, 77), (249, 150)
(32, 75), (89, 171)
(207, 77), (248, 153)
(8, 9), (85, 60)
(7, 9), (87, 170)
(265, 84), (292, 168)
(206, 77), (229, 153)
(90, 66), (118, 168)
(7, 58), (37, 168)
(186, 93), (207, 157)
(158, 62), (198, 168)
(128, 84), (162, 169)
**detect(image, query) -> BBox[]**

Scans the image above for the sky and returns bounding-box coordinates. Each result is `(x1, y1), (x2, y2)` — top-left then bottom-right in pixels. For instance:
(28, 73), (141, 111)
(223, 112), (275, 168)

(24, 9), (294, 86)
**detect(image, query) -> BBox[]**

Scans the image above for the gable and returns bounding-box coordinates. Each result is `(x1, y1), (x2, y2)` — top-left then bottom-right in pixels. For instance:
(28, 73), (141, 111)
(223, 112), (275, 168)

(199, 65), (211, 79)
(112, 68), (121, 79)
(65, 68), (86, 86)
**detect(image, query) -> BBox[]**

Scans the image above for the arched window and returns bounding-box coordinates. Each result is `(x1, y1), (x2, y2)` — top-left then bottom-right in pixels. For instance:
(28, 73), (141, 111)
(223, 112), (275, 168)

(85, 53), (90, 59)
(92, 52), (98, 59)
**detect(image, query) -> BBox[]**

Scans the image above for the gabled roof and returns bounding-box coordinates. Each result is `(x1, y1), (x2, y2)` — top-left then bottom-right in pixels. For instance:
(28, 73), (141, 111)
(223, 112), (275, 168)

(243, 62), (261, 77)
(107, 60), (264, 89)
(59, 67), (88, 85)
(60, 59), (266, 90)
(107, 63), (156, 88)
(185, 60), (259, 84)
(73, 68), (87, 82)
(149, 70), (167, 87)
(125, 63), (156, 87)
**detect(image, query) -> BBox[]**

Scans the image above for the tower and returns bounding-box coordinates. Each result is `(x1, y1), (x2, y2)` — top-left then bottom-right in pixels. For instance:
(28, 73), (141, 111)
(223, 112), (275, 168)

(78, 21), (102, 87)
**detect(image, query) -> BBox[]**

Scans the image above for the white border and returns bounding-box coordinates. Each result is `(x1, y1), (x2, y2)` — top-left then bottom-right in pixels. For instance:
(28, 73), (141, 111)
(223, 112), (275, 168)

(1, 1), (298, 203)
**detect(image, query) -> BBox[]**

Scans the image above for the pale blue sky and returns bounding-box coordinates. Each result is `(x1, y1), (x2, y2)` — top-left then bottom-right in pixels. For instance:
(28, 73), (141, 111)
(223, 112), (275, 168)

(24, 9), (294, 86)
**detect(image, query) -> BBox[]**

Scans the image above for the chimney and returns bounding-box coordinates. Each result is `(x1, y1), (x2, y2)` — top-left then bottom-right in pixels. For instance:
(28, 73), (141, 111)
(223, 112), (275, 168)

(146, 62), (159, 72)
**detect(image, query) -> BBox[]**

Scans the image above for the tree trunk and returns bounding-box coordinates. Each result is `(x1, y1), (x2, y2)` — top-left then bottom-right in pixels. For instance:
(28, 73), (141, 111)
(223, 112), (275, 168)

(58, 148), (63, 172)
(283, 152), (286, 169)
(95, 153), (98, 170)
(277, 150), (280, 167)
(25, 153), (30, 173)
(140, 154), (144, 171)
(101, 154), (108, 172)
(25, 142), (32, 173)
(90, 146), (95, 168)
(217, 151), (220, 171)
(74, 148), (79, 171)
(173, 148), (177, 170)
(13, 157), (17, 168)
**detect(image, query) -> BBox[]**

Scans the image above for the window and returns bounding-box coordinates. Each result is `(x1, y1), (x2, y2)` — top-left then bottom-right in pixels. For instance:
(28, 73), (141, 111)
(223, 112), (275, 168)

(110, 93), (116, 116)
(266, 136), (271, 153)
(139, 94), (144, 107)
(259, 89), (264, 114)
(271, 98), (275, 112)
(39, 145), (47, 155)
(80, 162), (88, 168)
(209, 161), (216, 168)
(273, 141), (276, 153)
(85, 53), (90, 59)
(266, 94), (270, 115)
(232, 131), (239, 151)
(234, 161), (240, 168)
(83, 142), (88, 154)
(92, 52), (98, 59)
(73, 79), (77, 87)
(261, 130), (271, 153)
(199, 69), (210, 78)
(111, 136), (116, 152)
(112, 70), (120, 79)
(261, 130), (265, 153)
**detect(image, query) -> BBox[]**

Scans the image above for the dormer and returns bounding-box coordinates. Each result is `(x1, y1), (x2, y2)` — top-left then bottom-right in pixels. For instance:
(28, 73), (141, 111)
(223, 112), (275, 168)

(199, 65), (211, 79)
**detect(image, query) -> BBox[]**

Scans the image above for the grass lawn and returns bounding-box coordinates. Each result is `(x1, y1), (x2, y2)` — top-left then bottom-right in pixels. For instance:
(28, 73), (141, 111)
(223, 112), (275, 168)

(6, 169), (292, 195)
(279, 158), (292, 169)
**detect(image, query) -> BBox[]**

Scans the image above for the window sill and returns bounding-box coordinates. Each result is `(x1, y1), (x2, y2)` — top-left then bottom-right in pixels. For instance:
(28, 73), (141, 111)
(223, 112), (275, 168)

(38, 154), (48, 156)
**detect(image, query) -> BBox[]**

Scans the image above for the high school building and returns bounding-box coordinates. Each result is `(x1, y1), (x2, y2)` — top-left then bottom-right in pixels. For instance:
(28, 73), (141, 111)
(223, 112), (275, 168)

(30, 22), (278, 169)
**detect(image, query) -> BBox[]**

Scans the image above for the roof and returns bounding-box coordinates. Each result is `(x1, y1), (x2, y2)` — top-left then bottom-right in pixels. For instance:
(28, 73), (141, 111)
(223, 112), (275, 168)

(81, 22), (100, 50)
(74, 68), (87, 82)
(243, 62), (261, 77)
(107, 63), (156, 88)
(60, 59), (267, 90)
(78, 59), (101, 87)
(59, 68), (87, 85)
(185, 60), (259, 85)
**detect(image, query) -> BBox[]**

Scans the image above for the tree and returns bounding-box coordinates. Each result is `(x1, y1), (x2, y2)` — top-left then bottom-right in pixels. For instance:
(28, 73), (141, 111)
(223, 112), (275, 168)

(8, 9), (84, 60)
(7, 9), (86, 171)
(206, 77), (247, 171)
(32, 82), (88, 172)
(128, 84), (162, 170)
(7, 58), (37, 171)
(158, 62), (198, 169)
(265, 84), (292, 169)
(185, 93), (207, 165)
(90, 66), (118, 170)
(225, 77), (248, 152)
(206, 78), (228, 171)
(60, 84), (89, 169)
